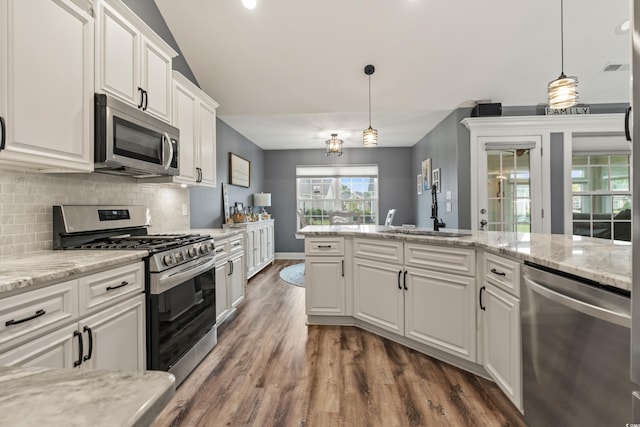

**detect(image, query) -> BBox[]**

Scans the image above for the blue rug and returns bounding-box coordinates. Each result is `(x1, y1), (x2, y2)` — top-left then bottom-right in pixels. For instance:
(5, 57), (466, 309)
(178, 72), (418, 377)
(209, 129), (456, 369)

(279, 263), (305, 287)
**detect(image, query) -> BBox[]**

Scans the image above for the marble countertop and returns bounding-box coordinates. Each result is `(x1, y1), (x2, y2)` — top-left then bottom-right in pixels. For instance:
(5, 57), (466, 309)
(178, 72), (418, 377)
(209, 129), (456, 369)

(0, 366), (175, 427)
(191, 228), (244, 240)
(298, 225), (632, 291)
(0, 250), (148, 297)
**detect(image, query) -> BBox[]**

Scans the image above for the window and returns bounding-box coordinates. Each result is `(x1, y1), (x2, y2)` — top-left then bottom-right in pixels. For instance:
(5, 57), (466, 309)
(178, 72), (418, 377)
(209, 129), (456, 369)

(296, 165), (379, 229)
(571, 145), (631, 242)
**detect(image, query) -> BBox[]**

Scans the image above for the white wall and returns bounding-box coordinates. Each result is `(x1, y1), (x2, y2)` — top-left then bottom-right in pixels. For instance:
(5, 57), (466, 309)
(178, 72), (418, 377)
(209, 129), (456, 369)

(0, 167), (190, 256)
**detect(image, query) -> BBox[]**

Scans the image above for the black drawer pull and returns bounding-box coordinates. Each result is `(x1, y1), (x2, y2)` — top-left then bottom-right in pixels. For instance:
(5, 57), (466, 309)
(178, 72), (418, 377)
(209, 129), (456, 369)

(317, 245), (332, 249)
(83, 326), (93, 362)
(5, 309), (46, 326)
(74, 330), (83, 367)
(490, 268), (506, 277)
(106, 281), (129, 291)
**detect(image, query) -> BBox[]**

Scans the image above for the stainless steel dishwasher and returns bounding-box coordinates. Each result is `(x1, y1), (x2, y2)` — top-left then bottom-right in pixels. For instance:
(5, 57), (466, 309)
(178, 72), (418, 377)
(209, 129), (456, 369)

(521, 262), (633, 426)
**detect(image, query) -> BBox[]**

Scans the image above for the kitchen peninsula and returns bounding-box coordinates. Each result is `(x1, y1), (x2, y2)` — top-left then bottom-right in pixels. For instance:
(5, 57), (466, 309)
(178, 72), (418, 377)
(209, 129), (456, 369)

(298, 224), (630, 411)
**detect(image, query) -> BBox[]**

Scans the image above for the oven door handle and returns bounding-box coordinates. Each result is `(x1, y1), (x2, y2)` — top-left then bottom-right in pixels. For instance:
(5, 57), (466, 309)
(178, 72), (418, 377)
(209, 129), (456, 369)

(151, 255), (215, 294)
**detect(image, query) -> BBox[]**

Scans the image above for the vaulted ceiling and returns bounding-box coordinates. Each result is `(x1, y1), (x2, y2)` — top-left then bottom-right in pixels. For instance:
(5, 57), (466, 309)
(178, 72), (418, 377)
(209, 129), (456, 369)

(155, 0), (630, 150)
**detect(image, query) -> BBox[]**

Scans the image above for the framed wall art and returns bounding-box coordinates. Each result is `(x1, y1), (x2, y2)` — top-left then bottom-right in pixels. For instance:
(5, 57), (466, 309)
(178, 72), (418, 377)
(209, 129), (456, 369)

(229, 153), (250, 187)
(417, 174), (423, 195)
(421, 158), (431, 191)
(432, 168), (441, 193)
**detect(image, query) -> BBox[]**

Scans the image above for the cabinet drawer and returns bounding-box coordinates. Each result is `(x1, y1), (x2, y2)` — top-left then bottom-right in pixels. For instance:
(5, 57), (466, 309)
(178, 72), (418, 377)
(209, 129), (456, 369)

(0, 280), (78, 352)
(214, 238), (230, 260)
(229, 235), (243, 255)
(483, 252), (520, 296)
(353, 238), (403, 264)
(78, 262), (144, 316)
(405, 243), (475, 276)
(305, 237), (344, 256)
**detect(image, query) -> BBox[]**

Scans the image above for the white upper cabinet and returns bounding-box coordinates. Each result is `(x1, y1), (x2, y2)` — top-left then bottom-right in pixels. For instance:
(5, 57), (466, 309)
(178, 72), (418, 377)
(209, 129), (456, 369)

(171, 71), (218, 187)
(0, 0), (94, 172)
(96, 0), (176, 123)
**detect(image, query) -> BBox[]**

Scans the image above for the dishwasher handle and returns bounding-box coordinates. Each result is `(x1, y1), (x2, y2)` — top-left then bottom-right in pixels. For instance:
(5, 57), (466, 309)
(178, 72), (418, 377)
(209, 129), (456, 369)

(523, 275), (630, 328)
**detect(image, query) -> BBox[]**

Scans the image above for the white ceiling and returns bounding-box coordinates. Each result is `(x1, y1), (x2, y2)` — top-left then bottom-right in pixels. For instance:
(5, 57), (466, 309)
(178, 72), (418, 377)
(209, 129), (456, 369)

(155, 0), (630, 150)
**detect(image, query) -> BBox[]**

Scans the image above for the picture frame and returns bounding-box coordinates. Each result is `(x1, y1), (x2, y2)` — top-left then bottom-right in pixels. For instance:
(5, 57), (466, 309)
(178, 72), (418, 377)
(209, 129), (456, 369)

(417, 174), (423, 195)
(432, 168), (441, 193)
(235, 202), (244, 212)
(222, 183), (231, 223)
(229, 153), (250, 187)
(421, 158), (431, 191)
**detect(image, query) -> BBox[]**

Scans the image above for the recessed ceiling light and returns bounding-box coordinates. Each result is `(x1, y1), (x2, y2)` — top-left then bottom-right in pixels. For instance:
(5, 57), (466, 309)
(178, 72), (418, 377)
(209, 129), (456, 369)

(615, 19), (630, 35)
(242, 0), (257, 10)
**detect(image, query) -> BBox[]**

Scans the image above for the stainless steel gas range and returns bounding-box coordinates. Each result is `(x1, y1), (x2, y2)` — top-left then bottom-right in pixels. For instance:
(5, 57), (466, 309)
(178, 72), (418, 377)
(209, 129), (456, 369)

(53, 205), (217, 385)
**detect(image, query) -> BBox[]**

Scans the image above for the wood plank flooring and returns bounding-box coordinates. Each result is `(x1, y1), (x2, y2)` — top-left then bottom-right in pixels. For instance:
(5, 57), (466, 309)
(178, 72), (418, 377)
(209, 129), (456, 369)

(153, 260), (526, 427)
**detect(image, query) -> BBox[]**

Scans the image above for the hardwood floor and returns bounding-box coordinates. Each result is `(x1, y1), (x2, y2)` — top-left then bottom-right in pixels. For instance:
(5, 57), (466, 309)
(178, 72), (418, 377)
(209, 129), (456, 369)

(153, 260), (526, 427)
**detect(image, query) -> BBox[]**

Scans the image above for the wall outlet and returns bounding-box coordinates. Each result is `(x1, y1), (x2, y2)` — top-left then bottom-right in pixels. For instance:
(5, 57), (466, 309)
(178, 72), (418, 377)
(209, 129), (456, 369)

(182, 203), (188, 216)
(446, 201), (452, 212)
(446, 191), (452, 200)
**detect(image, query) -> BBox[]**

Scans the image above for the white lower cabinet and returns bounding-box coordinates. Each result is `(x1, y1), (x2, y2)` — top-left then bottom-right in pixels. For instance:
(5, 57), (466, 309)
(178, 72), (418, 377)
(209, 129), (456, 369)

(480, 252), (522, 411)
(0, 262), (146, 371)
(224, 220), (274, 280)
(214, 233), (245, 325)
(306, 256), (345, 316)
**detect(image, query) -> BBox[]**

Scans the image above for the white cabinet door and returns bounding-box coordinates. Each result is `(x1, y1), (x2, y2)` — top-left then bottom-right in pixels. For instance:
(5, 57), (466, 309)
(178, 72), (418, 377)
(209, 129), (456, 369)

(0, 0), (94, 171)
(305, 257), (345, 315)
(228, 255), (245, 308)
(141, 37), (172, 121)
(98, 2), (139, 105)
(79, 294), (146, 371)
(215, 262), (229, 324)
(0, 324), (76, 368)
(197, 99), (217, 187)
(405, 268), (476, 361)
(353, 258), (404, 335)
(173, 81), (198, 184)
(483, 284), (522, 411)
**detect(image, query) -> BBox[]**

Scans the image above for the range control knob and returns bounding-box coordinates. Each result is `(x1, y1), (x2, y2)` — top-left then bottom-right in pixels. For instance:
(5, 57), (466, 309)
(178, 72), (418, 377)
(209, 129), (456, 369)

(188, 247), (198, 258)
(199, 245), (208, 254)
(163, 254), (174, 266)
(175, 252), (185, 263)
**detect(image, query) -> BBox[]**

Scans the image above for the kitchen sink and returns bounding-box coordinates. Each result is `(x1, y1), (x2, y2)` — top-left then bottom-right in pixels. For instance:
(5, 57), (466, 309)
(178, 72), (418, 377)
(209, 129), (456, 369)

(382, 228), (472, 238)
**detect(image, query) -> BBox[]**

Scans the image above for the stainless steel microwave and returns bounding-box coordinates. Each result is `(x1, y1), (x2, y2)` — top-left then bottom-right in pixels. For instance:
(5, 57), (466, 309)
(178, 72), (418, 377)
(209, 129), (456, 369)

(94, 93), (179, 177)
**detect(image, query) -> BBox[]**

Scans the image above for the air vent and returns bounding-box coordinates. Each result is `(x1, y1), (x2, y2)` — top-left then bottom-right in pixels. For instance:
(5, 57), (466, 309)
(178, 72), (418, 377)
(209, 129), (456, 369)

(602, 63), (629, 72)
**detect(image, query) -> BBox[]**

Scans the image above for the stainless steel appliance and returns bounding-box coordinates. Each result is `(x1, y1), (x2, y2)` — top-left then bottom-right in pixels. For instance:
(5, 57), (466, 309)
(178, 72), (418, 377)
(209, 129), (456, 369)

(53, 205), (216, 386)
(94, 93), (179, 177)
(522, 262), (632, 426)
(633, 1), (640, 421)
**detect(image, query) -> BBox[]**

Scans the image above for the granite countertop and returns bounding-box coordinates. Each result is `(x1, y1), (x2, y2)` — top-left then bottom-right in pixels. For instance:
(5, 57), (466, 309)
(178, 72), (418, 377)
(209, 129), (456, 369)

(0, 250), (148, 297)
(190, 228), (244, 240)
(0, 366), (175, 427)
(298, 225), (632, 291)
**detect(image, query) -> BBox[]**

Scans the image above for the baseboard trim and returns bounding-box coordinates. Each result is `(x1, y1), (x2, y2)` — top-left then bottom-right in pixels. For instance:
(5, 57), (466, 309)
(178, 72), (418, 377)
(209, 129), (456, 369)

(276, 252), (305, 260)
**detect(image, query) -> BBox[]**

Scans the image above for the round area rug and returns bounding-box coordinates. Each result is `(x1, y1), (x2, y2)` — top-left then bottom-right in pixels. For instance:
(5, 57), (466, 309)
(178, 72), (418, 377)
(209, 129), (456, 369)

(279, 263), (305, 287)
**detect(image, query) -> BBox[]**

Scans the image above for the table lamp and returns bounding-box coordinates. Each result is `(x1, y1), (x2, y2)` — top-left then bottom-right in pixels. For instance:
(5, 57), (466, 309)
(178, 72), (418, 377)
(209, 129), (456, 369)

(253, 193), (272, 218)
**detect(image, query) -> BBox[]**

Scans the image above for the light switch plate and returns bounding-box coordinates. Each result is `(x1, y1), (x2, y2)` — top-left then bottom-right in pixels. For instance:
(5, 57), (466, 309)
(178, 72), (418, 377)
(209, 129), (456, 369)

(182, 204), (188, 216)
(446, 191), (452, 200)
(446, 201), (452, 212)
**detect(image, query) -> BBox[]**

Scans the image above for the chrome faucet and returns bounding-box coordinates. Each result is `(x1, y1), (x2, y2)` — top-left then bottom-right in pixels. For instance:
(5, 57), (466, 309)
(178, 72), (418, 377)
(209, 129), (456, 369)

(431, 184), (446, 231)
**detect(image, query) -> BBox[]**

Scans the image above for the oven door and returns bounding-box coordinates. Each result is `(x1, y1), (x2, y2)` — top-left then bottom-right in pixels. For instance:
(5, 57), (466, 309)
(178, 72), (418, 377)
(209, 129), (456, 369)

(148, 255), (216, 372)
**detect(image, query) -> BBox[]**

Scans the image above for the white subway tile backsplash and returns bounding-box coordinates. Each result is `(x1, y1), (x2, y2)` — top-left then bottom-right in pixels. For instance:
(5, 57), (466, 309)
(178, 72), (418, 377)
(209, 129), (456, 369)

(0, 167), (190, 254)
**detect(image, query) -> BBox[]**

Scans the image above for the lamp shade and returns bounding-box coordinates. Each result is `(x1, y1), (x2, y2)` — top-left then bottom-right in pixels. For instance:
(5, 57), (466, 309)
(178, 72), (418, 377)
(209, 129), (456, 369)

(253, 193), (271, 207)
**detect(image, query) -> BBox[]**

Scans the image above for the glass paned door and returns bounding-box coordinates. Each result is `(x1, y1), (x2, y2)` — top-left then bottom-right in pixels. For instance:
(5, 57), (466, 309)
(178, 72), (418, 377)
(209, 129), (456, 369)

(477, 136), (543, 233)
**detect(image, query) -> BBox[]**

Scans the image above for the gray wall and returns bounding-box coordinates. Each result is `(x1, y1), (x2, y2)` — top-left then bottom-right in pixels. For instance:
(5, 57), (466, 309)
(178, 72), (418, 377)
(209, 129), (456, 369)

(190, 119), (265, 228)
(412, 108), (473, 230)
(264, 147), (414, 253)
(121, 0), (199, 86)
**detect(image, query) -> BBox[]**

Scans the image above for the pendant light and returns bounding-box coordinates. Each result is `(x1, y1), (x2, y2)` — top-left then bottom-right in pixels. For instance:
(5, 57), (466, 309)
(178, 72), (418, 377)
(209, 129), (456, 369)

(325, 133), (343, 156)
(547, 0), (578, 109)
(363, 64), (378, 147)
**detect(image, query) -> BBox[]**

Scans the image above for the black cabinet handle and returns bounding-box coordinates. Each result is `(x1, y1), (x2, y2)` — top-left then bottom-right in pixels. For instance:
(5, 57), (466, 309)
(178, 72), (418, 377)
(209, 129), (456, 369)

(74, 330), (83, 367)
(341, 260), (344, 277)
(403, 270), (408, 290)
(479, 286), (486, 311)
(137, 87), (144, 109)
(317, 245), (332, 249)
(5, 309), (46, 326)
(227, 259), (233, 275)
(397, 270), (402, 290)
(0, 116), (5, 151)
(490, 268), (506, 277)
(83, 326), (93, 362)
(625, 106), (632, 142)
(143, 89), (148, 111)
(106, 281), (128, 291)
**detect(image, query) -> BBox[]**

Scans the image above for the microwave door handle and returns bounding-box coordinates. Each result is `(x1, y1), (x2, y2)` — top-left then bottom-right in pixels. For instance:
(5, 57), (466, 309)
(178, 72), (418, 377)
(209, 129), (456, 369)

(162, 132), (173, 170)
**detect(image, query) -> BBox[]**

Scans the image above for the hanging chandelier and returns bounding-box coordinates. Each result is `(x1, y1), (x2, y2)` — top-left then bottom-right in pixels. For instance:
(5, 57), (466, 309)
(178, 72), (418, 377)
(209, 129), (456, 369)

(547, 0), (578, 109)
(325, 133), (343, 156)
(363, 64), (378, 147)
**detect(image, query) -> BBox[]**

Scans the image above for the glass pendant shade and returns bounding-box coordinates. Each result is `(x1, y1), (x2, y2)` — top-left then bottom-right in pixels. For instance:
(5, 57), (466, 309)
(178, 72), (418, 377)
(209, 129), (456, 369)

(363, 127), (378, 147)
(548, 73), (578, 109)
(325, 133), (343, 156)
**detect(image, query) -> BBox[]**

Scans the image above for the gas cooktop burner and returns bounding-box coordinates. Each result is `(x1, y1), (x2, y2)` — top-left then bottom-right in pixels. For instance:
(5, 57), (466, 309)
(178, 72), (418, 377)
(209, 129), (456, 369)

(71, 233), (210, 252)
